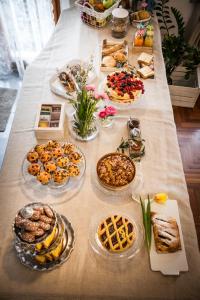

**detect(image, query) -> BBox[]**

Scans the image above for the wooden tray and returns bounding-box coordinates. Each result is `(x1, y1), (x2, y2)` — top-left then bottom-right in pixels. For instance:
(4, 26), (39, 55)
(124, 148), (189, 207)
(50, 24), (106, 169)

(100, 39), (128, 72)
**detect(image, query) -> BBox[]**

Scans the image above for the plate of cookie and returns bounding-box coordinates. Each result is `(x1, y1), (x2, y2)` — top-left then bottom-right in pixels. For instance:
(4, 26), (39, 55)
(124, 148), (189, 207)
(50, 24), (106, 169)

(89, 213), (144, 261)
(22, 140), (86, 196)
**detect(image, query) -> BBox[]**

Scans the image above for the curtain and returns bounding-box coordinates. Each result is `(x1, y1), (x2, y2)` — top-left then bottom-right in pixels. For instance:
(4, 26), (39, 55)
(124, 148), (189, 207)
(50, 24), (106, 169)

(0, 0), (54, 79)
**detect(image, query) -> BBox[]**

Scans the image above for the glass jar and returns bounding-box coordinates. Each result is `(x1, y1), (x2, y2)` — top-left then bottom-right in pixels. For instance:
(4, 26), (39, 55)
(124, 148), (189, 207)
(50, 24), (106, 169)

(144, 31), (154, 47)
(111, 8), (129, 39)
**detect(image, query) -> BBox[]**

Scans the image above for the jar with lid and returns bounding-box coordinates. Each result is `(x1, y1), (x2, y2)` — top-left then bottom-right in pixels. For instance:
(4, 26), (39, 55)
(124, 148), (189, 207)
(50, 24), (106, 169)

(111, 8), (129, 39)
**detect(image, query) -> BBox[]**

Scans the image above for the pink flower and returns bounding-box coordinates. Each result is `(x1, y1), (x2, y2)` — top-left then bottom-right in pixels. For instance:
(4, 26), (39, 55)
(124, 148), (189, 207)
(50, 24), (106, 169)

(98, 111), (107, 119)
(86, 84), (95, 91)
(95, 92), (109, 101)
(105, 106), (117, 116)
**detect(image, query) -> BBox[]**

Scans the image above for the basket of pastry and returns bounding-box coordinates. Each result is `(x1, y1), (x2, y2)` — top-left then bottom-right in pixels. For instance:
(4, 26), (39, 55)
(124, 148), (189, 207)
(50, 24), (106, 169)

(75, 0), (121, 28)
(96, 152), (136, 191)
(105, 71), (145, 104)
(13, 202), (75, 271)
(100, 39), (128, 72)
(22, 140), (85, 190)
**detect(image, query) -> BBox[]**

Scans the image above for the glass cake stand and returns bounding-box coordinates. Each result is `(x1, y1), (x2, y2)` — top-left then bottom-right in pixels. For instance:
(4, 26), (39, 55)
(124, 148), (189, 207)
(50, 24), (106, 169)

(89, 213), (144, 262)
(21, 144), (86, 204)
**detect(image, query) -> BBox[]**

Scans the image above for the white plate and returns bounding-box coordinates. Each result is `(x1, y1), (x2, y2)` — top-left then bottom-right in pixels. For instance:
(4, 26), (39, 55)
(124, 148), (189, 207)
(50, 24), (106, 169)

(100, 77), (143, 111)
(49, 59), (96, 100)
(149, 200), (188, 276)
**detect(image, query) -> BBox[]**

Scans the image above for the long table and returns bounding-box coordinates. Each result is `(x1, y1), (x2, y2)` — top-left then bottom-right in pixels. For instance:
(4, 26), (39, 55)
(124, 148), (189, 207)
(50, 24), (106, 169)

(0, 8), (199, 300)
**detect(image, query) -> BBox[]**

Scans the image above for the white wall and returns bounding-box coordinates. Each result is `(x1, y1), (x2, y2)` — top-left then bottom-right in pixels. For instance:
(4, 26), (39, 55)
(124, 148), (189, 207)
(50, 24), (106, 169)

(169, 0), (194, 25)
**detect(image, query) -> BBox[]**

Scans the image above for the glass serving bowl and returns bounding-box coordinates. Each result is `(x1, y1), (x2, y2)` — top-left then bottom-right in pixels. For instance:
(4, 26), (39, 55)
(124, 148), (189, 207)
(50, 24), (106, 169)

(89, 213), (144, 262)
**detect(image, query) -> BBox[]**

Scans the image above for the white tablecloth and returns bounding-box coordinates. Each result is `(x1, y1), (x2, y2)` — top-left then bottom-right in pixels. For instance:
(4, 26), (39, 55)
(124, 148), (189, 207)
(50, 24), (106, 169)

(0, 8), (199, 300)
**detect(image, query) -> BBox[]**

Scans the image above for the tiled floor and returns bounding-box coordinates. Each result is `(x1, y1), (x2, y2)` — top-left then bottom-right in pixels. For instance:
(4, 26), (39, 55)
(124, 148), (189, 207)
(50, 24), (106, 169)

(0, 75), (21, 169)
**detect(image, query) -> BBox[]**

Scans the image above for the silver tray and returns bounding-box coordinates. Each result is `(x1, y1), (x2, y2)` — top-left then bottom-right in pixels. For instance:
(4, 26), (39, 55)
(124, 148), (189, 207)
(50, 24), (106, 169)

(15, 215), (75, 271)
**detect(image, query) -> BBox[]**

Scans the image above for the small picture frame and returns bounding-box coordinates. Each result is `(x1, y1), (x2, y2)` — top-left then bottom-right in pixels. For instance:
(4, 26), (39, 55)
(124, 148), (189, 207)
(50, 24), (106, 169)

(34, 103), (65, 140)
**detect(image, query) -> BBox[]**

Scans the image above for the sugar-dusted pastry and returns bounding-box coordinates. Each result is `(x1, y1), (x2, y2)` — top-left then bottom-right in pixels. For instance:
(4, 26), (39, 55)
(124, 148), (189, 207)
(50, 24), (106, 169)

(68, 152), (82, 164)
(98, 215), (136, 253)
(28, 163), (41, 176)
(33, 228), (45, 237)
(62, 143), (75, 154)
(40, 215), (53, 224)
(34, 144), (46, 155)
(30, 210), (41, 221)
(37, 171), (51, 185)
(52, 147), (64, 159)
(67, 164), (80, 177)
(44, 206), (54, 218)
(46, 140), (60, 150)
(38, 220), (51, 231)
(56, 156), (69, 168)
(151, 213), (182, 253)
(44, 161), (57, 173)
(102, 56), (116, 68)
(53, 169), (68, 184)
(15, 215), (26, 228)
(23, 220), (39, 232)
(40, 151), (52, 163)
(27, 151), (39, 163)
(21, 232), (35, 243)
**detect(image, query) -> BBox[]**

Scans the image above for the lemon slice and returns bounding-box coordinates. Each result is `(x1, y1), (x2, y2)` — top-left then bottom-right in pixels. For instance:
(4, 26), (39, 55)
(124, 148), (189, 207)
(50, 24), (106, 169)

(154, 193), (168, 204)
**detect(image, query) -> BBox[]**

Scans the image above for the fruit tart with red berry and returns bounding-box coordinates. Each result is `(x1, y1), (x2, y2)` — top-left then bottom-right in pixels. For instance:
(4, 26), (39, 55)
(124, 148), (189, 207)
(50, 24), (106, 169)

(106, 71), (144, 104)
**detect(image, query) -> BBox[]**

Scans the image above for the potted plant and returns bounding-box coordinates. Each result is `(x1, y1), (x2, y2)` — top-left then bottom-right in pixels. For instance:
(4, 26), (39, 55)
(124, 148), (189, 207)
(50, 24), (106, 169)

(155, 0), (200, 107)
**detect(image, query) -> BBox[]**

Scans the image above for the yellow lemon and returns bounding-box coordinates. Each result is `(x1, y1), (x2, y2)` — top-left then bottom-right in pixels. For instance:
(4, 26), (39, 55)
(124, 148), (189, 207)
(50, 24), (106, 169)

(154, 193), (168, 204)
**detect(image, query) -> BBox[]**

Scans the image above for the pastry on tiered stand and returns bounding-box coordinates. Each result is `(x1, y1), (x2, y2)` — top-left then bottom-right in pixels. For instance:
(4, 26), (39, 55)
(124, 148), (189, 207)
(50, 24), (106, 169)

(98, 215), (136, 253)
(13, 202), (74, 270)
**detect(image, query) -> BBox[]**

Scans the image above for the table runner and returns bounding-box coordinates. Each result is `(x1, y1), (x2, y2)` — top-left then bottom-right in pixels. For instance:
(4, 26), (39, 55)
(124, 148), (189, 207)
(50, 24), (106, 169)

(0, 8), (199, 300)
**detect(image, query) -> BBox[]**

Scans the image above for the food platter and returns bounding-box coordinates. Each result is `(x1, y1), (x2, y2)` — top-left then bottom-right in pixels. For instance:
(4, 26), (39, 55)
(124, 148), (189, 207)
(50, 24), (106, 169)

(101, 71), (144, 110)
(22, 141), (86, 198)
(49, 59), (96, 99)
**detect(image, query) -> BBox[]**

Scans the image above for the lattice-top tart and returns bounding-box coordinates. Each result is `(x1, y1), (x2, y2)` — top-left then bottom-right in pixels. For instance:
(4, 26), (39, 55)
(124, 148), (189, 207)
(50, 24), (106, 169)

(98, 215), (136, 253)
(96, 153), (135, 189)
